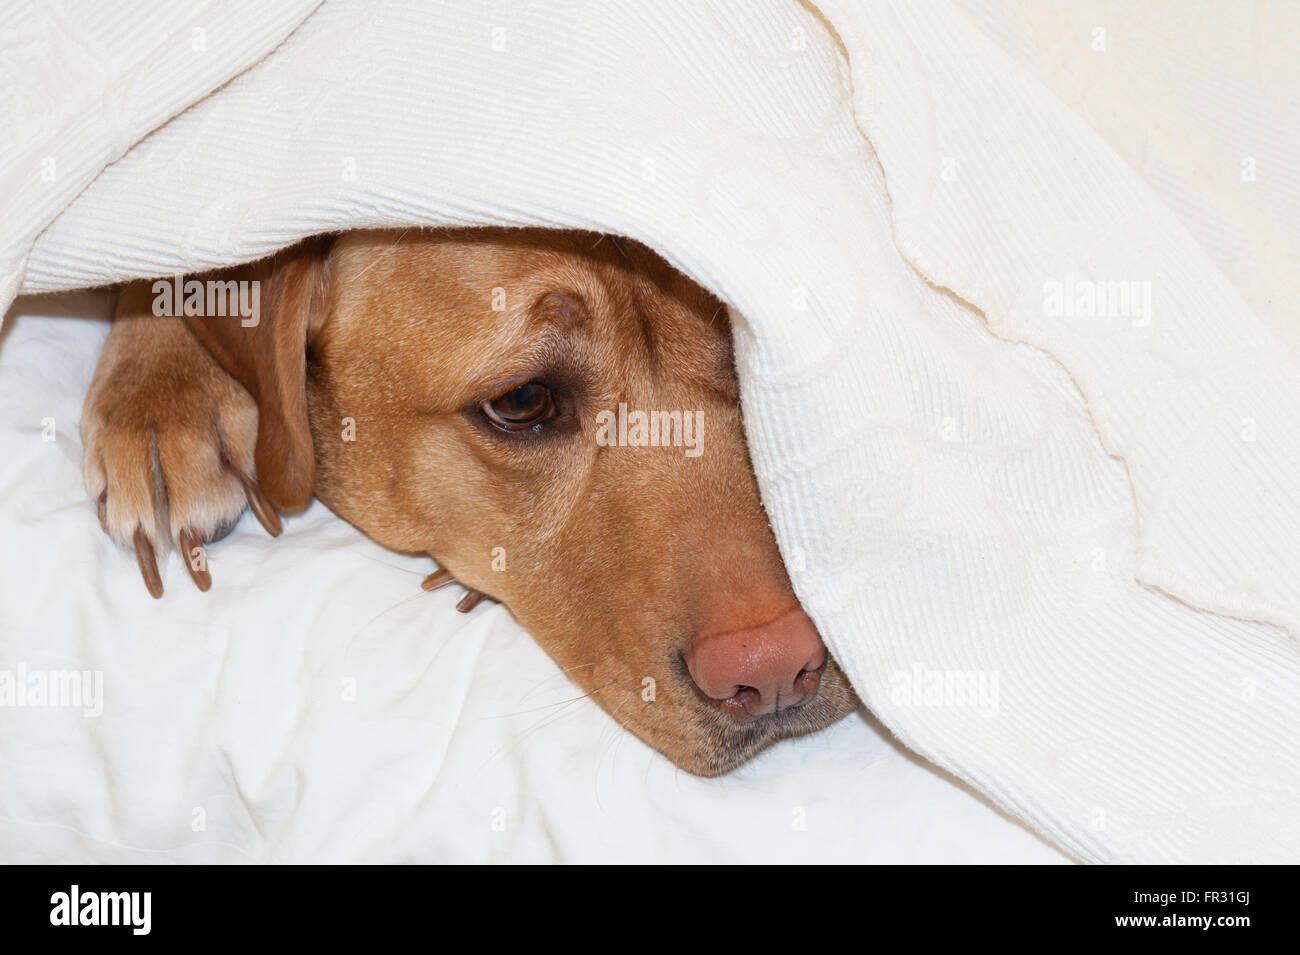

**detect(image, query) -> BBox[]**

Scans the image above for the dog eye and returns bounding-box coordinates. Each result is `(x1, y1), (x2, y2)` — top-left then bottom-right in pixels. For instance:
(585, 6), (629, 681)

(481, 382), (555, 431)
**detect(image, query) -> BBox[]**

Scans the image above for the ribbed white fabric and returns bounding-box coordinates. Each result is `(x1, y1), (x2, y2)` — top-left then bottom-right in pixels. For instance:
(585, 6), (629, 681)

(2, 0), (1296, 862)
(955, 0), (1300, 364)
(0, 0), (321, 308)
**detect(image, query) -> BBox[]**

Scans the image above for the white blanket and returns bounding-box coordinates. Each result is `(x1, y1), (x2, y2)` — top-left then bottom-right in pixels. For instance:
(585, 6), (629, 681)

(2, 0), (1297, 863)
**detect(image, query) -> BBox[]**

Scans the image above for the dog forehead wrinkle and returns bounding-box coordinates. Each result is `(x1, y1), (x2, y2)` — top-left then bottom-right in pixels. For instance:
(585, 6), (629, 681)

(629, 292), (659, 371)
(534, 289), (587, 331)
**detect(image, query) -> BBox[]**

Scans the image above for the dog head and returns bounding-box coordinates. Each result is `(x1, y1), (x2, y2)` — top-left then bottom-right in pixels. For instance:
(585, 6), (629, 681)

(185, 228), (858, 774)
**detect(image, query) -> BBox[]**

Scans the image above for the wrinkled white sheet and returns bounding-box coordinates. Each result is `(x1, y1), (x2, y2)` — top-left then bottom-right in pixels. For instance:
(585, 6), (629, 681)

(0, 291), (1063, 863)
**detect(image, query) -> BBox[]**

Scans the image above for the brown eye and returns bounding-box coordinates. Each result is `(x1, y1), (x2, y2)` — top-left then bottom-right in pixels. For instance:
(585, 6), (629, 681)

(481, 382), (555, 431)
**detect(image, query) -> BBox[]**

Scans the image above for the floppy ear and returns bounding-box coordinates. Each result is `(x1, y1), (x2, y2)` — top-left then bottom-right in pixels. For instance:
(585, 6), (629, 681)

(182, 237), (333, 512)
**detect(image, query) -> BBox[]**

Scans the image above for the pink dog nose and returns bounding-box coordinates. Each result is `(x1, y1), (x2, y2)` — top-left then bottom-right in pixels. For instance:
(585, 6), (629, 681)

(685, 608), (826, 720)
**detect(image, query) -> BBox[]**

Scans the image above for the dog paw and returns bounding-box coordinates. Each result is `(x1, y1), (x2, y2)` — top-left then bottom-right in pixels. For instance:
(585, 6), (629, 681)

(81, 294), (281, 597)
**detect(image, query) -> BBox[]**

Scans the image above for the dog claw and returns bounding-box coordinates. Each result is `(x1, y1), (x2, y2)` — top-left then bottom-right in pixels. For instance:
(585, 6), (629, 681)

(238, 474), (282, 538)
(422, 568), (455, 592)
(133, 528), (164, 599)
(178, 528), (212, 592)
(456, 589), (485, 613)
(96, 493), (108, 534)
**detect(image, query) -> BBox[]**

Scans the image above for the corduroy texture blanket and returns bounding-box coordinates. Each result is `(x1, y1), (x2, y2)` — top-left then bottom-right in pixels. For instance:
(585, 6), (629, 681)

(2, 0), (1297, 862)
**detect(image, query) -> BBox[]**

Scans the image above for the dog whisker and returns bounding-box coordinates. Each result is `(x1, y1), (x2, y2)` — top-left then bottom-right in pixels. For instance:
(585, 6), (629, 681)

(476, 678), (622, 773)
(338, 588), (440, 664)
(516, 662), (599, 704)
(354, 553), (426, 576)
(354, 590), (428, 634)
(493, 677), (620, 720)
(342, 227), (410, 285)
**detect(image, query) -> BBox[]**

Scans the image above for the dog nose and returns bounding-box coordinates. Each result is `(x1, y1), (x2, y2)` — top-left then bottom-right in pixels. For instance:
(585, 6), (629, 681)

(685, 608), (826, 720)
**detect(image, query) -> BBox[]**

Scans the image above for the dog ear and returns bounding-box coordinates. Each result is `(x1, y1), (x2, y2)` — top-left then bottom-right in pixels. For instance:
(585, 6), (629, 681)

(182, 237), (333, 512)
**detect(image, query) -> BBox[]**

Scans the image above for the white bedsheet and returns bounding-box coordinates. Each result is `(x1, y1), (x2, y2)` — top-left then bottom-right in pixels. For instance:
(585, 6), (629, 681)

(0, 291), (1063, 863)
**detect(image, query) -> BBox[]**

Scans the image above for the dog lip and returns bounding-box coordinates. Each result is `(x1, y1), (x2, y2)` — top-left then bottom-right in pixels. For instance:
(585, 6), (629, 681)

(666, 650), (858, 774)
(692, 691), (847, 774)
